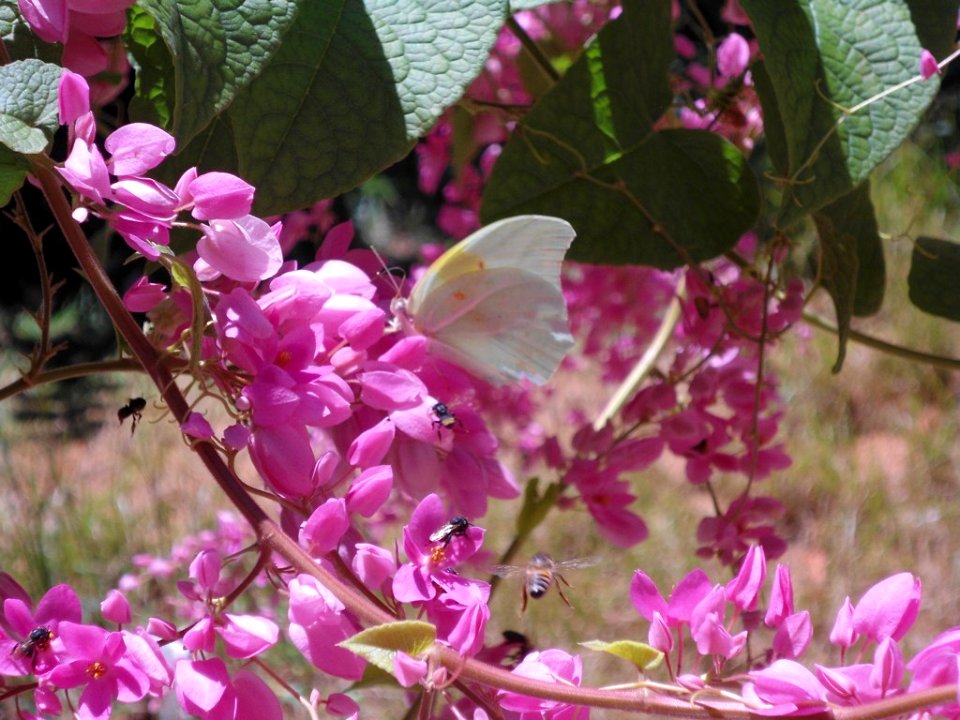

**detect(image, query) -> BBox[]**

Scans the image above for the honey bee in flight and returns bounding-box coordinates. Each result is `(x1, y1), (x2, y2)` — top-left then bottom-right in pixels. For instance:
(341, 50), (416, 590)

(492, 553), (599, 613)
(429, 515), (471, 547)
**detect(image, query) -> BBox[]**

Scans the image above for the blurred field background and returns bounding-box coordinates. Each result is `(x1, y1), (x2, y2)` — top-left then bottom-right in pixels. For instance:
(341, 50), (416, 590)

(2, 129), (960, 714)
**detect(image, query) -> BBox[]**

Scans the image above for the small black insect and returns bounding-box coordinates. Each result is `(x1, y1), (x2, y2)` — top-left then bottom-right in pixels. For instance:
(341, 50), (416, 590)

(428, 515), (471, 546)
(431, 402), (461, 440)
(118, 397), (147, 434)
(12, 626), (53, 662)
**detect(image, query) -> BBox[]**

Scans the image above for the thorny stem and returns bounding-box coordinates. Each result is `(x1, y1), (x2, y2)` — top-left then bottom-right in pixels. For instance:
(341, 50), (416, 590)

(30, 157), (960, 718)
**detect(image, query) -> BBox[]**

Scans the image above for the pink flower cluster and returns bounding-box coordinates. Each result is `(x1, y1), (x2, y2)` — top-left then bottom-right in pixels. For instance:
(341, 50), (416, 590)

(0, 574), (281, 719)
(18, 0), (132, 102)
(629, 548), (960, 719)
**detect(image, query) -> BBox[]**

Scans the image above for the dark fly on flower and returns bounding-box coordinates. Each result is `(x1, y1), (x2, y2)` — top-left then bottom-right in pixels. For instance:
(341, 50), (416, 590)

(431, 401), (462, 440)
(12, 626), (54, 663)
(429, 515), (471, 547)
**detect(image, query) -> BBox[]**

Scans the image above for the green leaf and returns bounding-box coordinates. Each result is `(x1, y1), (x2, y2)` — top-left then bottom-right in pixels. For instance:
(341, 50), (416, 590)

(164, 0), (506, 216)
(741, 0), (938, 228)
(0, 143), (29, 205)
(751, 61), (787, 178)
(510, 0), (566, 10)
(581, 639), (663, 671)
(481, 0), (760, 268)
(135, 0), (297, 147)
(0, 59), (62, 154)
(812, 181), (885, 371)
(340, 621), (436, 675)
(908, 236), (960, 322)
(125, 6), (176, 128)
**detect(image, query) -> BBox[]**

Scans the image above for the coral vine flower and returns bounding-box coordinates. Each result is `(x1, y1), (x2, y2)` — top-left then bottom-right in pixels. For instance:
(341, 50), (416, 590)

(499, 649), (589, 719)
(393, 494), (485, 603)
(0, 583), (82, 676)
(46, 623), (151, 719)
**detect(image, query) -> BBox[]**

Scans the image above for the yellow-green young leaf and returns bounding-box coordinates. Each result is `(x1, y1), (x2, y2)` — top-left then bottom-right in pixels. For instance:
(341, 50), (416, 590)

(581, 640), (663, 671)
(339, 621), (436, 675)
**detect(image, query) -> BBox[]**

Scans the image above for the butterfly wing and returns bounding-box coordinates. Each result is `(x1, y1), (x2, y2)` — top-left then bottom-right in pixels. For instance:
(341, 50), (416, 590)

(406, 216), (576, 386)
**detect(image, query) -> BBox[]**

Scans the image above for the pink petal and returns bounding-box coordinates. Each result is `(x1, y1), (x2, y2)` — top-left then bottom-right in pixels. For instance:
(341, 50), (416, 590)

(299, 498), (349, 555)
(852, 573), (921, 642)
(198, 215), (283, 282)
(188, 171), (255, 221)
(175, 657), (229, 713)
(219, 613), (279, 658)
(105, 123), (176, 176)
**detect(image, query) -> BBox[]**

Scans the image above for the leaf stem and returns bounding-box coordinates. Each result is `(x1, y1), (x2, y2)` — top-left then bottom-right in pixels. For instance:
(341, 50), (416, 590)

(803, 311), (960, 371)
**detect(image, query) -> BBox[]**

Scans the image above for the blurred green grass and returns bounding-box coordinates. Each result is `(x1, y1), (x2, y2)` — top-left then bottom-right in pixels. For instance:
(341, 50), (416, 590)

(1, 135), (960, 711)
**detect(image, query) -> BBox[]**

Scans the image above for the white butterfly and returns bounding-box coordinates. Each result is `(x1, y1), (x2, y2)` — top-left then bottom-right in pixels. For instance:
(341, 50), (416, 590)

(391, 215), (576, 386)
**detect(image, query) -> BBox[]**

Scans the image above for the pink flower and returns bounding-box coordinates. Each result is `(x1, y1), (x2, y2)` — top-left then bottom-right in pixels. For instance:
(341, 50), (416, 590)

(717, 33), (751, 77)
(392, 494), (485, 603)
(46, 623), (151, 718)
(122, 276), (168, 313)
(748, 660), (829, 715)
(182, 412), (215, 440)
(724, 544), (765, 612)
(345, 465), (393, 517)
(186, 171), (255, 221)
(920, 49), (940, 79)
(772, 612), (812, 660)
(765, 564), (794, 627)
(299, 498), (350, 555)
(100, 590), (131, 625)
(104, 124), (175, 176)
(0, 582), (82, 676)
(197, 215), (283, 282)
(499, 649), (588, 719)
(178, 551), (279, 659)
(426, 574), (490, 656)
(287, 575), (365, 681)
(175, 658), (282, 720)
(829, 597), (857, 650)
(851, 573), (921, 643)
(58, 70), (89, 125)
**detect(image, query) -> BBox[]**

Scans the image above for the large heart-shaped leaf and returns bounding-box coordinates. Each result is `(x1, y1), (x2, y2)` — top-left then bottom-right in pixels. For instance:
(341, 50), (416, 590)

(481, 0), (759, 268)
(147, 0), (506, 216)
(0, 59), (62, 154)
(741, 0), (942, 228)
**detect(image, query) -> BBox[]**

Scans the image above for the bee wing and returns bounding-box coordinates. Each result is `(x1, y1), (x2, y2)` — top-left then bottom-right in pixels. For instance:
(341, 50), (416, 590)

(491, 564), (528, 578)
(553, 556), (601, 571)
(428, 526), (452, 542)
